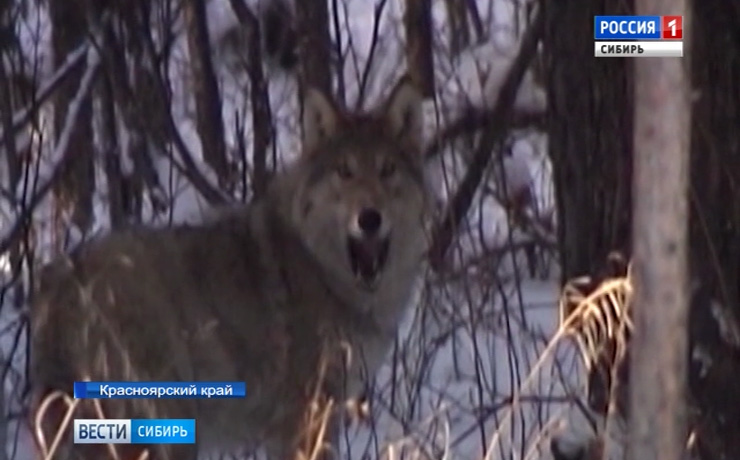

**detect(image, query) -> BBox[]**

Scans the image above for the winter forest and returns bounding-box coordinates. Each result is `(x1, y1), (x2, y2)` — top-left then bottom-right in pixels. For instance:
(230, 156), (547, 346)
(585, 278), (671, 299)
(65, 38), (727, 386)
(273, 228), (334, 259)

(0, 0), (739, 459)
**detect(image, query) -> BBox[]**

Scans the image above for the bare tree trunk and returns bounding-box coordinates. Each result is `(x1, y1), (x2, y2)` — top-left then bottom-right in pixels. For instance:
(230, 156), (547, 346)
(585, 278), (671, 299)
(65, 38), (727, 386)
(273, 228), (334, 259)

(0, 23), (25, 300)
(49, 0), (96, 238)
(465, 0), (485, 43)
(0, 56), (21, 195)
(628, 1), (691, 458)
(294, 0), (332, 97)
(98, 72), (126, 228)
(688, 0), (740, 326)
(445, 0), (470, 56)
(98, 19), (158, 222)
(684, 1), (740, 458)
(229, 0), (274, 199)
(543, 0), (634, 284)
(183, 0), (231, 190)
(404, 0), (435, 98)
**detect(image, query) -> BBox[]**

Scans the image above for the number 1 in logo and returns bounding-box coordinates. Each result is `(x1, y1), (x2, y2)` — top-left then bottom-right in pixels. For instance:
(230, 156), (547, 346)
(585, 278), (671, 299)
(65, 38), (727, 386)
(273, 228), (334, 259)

(662, 16), (683, 39)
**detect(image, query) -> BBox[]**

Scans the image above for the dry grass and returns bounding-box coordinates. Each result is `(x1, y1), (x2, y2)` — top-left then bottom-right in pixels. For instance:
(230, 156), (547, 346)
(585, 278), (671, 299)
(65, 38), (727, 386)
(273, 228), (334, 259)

(558, 267), (633, 380)
(27, 258), (637, 460)
(33, 376), (150, 460)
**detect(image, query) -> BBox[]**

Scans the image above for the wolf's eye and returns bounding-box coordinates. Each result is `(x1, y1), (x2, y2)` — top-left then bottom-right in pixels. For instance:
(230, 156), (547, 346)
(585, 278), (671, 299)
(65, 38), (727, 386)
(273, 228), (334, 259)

(336, 161), (353, 179)
(380, 160), (396, 179)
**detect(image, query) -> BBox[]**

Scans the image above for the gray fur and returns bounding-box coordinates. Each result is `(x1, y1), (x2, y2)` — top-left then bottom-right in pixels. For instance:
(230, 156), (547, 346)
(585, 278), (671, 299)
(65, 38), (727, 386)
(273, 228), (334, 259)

(31, 76), (431, 460)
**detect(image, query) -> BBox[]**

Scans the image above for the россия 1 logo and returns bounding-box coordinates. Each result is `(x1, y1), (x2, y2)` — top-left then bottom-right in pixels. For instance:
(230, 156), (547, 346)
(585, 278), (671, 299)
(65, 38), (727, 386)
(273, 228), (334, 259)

(594, 15), (683, 58)
(661, 15), (683, 39)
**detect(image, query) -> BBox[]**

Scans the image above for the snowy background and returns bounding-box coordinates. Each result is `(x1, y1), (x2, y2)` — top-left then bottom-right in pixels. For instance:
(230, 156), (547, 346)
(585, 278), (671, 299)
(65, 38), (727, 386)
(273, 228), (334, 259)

(0, 0), (618, 458)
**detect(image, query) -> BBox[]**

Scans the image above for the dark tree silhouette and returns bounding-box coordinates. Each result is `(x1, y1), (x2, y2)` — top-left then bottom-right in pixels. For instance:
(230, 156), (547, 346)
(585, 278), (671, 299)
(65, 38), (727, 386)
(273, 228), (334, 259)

(404, 0), (435, 98)
(444, 0), (471, 56)
(49, 0), (96, 240)
(230, 0), (275, 198)
(685, 0), (740, 457)
(545, 0), (740, 458)
(294, 0), (333, 97)
(184, 0), (231, 189)
(543, 0), (634, 286)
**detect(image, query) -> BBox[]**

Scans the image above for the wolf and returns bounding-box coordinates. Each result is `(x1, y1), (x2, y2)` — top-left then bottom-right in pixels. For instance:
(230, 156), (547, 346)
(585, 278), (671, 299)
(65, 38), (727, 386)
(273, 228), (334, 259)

(30, 75), (432, 460)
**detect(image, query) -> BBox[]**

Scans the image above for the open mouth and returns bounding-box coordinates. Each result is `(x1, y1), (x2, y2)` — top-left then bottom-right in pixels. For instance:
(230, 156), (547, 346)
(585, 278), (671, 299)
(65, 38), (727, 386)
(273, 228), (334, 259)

(347, 236), (390, 289)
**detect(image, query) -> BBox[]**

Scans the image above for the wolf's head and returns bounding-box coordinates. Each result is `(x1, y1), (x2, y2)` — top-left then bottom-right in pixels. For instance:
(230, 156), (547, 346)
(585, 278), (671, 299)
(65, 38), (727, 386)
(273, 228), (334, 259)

(286, 76), (430, 293)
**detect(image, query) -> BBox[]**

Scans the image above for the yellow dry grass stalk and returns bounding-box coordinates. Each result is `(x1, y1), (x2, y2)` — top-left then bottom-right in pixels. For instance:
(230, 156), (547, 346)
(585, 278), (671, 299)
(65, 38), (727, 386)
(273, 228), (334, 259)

(558, 263), (634, 377)
(483, 262), (634, 459)
(33, 375), (150, 460)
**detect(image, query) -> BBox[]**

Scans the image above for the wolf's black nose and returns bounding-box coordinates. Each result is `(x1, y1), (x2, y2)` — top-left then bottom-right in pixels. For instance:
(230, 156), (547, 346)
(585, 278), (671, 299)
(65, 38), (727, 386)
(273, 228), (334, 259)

(358, 208), (382, 236)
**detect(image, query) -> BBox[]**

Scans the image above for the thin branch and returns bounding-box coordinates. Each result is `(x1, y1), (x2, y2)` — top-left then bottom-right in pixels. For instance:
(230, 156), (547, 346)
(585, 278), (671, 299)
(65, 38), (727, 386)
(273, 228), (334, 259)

(0, 47), (100, 255)
(129, 12), (229, 205)
(96, 20), (166, 216)
(465, 0), (485, 42)
(229, 0), (274, 198)
(425, 107), (546, 159)
(355, 0), (388, 109)
(331, 0), (346, 105)
(427, 9), (545, 272)
(183, 0), (230, 188)
(0, 42), (88, 147)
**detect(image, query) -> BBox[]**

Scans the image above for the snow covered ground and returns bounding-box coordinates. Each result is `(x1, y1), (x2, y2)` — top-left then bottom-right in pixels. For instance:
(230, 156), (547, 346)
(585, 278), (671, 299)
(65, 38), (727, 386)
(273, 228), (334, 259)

(0, 0), (610, 458)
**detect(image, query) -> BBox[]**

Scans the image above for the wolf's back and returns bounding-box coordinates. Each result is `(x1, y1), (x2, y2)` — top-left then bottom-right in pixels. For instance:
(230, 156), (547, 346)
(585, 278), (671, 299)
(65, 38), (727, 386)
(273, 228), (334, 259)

(32, 229), (210, 403)
(29, 213), (292, 456)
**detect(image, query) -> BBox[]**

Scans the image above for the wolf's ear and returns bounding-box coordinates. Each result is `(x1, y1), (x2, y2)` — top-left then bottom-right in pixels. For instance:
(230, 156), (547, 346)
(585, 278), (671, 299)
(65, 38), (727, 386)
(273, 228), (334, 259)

(383, 75), (423, 149)
(302, 88), (339, 154)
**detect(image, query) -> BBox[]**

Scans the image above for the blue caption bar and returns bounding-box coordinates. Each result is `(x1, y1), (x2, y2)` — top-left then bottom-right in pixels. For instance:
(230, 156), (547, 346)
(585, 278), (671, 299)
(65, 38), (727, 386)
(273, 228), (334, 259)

(73, 419), (196, 444)
(595, 16), (661, 40)
(74, 381), (246, 399)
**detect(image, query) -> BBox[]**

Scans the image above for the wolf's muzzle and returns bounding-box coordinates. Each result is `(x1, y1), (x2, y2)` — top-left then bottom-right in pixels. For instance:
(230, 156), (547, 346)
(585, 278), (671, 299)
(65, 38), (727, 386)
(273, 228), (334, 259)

(347, 235), (390, 290)
(347, 207), (390, 289)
